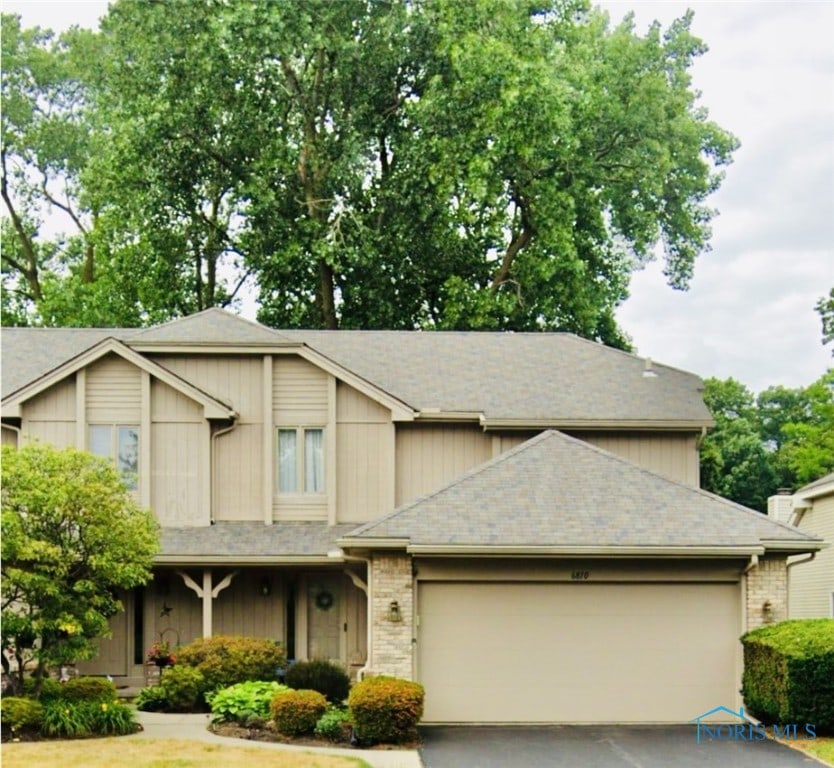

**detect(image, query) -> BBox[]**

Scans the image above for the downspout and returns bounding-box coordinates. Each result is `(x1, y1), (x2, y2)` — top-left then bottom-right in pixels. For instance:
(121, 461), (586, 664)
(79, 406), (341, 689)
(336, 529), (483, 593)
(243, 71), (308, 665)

(210, 421), (237, 524)
(335, 552), (373, 680)
(2, 422), (21, 445)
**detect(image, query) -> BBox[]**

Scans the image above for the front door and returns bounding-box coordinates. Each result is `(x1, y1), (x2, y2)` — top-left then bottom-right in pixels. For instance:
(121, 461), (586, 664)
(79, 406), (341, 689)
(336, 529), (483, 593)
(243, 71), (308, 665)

(307, 575), (345, 662)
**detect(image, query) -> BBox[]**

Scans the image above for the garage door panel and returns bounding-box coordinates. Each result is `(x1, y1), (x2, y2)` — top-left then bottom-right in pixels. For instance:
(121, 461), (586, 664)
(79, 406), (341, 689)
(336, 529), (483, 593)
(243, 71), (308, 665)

(418, 582), (739, 723)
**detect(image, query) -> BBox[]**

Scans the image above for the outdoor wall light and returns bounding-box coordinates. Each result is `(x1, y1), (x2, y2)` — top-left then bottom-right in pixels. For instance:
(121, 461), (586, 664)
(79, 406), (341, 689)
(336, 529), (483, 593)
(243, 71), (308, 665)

(762, 599), (773, 620)
(260, 576), (272, 597)
(388, 600), (403, 623)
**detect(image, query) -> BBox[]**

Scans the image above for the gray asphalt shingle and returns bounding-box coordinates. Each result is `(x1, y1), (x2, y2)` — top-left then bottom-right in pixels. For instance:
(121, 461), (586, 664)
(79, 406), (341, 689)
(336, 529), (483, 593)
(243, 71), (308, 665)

(345, 431), (820, 550)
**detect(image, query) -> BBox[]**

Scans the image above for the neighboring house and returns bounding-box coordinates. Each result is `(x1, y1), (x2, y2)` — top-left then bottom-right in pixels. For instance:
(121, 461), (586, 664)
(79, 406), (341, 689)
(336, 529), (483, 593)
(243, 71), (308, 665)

(1, 309), (823, 723)
(778, 473), (834, 618)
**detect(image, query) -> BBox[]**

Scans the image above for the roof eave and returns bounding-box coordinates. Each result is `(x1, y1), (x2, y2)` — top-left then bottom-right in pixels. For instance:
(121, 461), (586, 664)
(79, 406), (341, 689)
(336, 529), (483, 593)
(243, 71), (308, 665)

(154, 554), (336, 565)
(480, 418), (714, 431)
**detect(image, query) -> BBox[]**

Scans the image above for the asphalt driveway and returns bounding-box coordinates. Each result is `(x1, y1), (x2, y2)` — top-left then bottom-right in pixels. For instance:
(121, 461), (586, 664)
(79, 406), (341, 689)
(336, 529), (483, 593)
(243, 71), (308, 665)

(419, 725), (819, 767)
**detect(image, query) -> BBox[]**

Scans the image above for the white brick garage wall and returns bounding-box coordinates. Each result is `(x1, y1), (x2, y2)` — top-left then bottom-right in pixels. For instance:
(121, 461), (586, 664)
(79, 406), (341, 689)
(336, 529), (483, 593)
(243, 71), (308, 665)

(416, 581), (741, 723)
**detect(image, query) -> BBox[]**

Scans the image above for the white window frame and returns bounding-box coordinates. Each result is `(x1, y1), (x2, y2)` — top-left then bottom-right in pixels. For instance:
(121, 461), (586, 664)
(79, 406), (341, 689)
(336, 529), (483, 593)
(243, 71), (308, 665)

(276, 426), (325, 495)
(89, 424), (140, 491)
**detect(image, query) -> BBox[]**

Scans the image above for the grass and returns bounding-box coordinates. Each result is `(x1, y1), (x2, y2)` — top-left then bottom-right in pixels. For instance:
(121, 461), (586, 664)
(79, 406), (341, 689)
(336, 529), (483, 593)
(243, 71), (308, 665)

(803, 736), (834, 766)
(1, 738), (371, 768)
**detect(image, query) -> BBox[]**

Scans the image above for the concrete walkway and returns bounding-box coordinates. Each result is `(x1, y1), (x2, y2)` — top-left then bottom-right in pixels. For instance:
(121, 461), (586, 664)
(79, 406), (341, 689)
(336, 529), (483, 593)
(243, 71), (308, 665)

(132, 711), (423, 768)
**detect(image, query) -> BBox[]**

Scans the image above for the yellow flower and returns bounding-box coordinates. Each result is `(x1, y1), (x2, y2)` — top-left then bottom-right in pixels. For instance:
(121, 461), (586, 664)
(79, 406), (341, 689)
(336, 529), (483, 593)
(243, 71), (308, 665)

(101, 703), (108, 712)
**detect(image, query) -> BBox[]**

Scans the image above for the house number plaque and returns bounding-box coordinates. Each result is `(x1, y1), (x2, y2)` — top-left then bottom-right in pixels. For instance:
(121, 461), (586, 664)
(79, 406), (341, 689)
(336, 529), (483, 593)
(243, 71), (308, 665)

(570, 570), (590, 581)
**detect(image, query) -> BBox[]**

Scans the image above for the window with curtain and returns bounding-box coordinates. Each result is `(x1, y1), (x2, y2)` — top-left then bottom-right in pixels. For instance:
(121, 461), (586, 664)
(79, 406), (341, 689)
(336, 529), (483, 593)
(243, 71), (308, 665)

(277, 427), (324, 494)
(89, 424), (140, 490)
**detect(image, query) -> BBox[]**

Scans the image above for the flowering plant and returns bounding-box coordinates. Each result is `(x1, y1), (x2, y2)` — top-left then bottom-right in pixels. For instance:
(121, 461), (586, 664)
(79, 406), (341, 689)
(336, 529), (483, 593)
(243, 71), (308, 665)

(147, 639), (176, 664)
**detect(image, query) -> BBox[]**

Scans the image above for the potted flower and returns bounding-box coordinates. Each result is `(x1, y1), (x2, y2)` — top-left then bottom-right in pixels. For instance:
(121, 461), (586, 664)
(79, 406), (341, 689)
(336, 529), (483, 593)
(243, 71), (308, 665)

(147, 639), (176, 668)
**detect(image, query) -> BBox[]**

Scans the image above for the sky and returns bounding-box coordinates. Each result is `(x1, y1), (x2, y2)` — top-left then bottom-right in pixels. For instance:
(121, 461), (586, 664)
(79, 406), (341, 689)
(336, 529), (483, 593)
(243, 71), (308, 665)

(4, 0), (833, 394)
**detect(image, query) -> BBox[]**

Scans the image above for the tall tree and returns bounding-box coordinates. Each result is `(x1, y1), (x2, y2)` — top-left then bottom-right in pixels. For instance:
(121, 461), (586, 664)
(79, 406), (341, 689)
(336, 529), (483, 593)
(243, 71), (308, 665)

(1, 443), (159, 696)
(817, 287), (834, 353)
(3, 0), (737, 339)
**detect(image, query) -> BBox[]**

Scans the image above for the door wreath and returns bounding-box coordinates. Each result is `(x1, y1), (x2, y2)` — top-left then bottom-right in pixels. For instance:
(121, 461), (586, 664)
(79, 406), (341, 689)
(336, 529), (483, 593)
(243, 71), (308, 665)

(314, 590), (334, 610)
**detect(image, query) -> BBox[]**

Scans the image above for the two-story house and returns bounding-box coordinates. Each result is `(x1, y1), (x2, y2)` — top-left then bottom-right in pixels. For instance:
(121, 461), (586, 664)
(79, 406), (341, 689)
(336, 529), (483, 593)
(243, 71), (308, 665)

(1, 309), (822, 723)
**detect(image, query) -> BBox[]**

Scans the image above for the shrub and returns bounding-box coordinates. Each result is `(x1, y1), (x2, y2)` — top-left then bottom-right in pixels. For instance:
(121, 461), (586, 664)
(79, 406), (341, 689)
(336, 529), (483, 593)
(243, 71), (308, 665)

(742, 619), (834, 733)
(41, 701), (93, 738)
(60, 676), (117, 703)
(209, 680), (289, 724)
(285, 659), (350, 704)
(348, 676), (424, 744)
(87, 700), (138, 735)
(1, 696), (44, 732)
(22, 676), (62, 702)
(134, 684), (170, 712)
(159, 665), (207, 712)
(315, 706), (351, 742)
(270, 688), (327, 736)
(175, 635), (286, 692)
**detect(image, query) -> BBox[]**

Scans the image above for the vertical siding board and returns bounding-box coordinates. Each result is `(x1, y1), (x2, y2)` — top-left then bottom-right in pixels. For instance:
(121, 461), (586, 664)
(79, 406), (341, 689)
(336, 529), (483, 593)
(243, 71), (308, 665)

(335, 383), (394, 523)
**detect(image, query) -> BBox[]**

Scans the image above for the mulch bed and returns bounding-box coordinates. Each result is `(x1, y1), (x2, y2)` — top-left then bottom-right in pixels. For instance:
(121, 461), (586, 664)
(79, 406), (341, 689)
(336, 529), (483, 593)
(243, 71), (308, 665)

(208, 721), (419, 750)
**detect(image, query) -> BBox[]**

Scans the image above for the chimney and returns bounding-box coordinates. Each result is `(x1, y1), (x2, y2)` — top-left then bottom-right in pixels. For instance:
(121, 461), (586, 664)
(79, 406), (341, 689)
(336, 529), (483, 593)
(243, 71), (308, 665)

(767, 488), (794, 524)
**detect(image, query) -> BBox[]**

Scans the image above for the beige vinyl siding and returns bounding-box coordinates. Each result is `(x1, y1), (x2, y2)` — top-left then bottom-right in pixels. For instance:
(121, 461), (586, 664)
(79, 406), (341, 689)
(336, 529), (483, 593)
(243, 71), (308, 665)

(1, 426), (18, 447)
(152, 354), (263, 423)
(213, 571), (286, 639)
(215, 424), (263, 521)
(86, 354), (141, 422)
(21, 378), (76, 448)
(571, 431), (700, 486)
(336, 382), (394, 523)
(789, 493), (834, 618)
(396, 424), (493, 506)
(273, 355), (328, 424)
(150, 380), (207, 526)
(345, 577), (368, 674)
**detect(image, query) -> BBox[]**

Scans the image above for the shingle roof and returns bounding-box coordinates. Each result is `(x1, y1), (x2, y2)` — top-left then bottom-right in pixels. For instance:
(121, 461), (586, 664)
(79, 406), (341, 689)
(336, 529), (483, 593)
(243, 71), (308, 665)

(344, 431), (821, 552)
(159, 522), (355, 562)
(2, 309), (711, 424)
(283, 329), (711, 424)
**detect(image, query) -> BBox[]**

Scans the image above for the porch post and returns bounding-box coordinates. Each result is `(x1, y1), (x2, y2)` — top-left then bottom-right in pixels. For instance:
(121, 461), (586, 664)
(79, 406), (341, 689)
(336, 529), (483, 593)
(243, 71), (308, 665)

(202, 570), (212, 638)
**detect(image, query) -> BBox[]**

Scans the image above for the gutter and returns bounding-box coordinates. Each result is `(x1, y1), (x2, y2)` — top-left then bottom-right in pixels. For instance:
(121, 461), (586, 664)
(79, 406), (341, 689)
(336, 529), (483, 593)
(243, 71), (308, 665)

(328, 548), (373, 680)
(210, 421), (237, 524)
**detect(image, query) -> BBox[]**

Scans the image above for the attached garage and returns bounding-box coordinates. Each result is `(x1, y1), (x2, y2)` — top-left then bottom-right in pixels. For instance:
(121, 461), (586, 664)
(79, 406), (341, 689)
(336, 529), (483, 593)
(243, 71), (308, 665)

(417, 580), (741, 723)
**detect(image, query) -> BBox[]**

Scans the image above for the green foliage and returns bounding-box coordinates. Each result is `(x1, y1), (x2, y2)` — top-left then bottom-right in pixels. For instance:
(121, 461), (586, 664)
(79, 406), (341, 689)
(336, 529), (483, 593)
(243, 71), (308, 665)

(86, 699), (138, 735)
(3, 2), (735, 343)
(314, 706), (351, 742)
(174, 635), (286, 694)
(817, 288), (834, 352)
(134, 683), (170, 712)
(270, 689), (328, 737)
(700, 371), (834, 510)
(348, 676), (424, 744)
(208, 680), (289, 724)
(285, 659), (351, 704)
(157, 665), (207, 712)
(0, 696), (44, 732)
(59, 676), (117, 703)
(1, 443), (159, 696)
(22, 675), (62, 702)
(741, 619), (834, 733)
(40, 700), (93, 738)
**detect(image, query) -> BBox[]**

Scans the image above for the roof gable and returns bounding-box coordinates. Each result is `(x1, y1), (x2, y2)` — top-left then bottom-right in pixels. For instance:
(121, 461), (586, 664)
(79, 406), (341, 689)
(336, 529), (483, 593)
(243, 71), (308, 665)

(2, 337), (236, 420)
(130, 307), (292, 345)
(343, 431), (822, 555)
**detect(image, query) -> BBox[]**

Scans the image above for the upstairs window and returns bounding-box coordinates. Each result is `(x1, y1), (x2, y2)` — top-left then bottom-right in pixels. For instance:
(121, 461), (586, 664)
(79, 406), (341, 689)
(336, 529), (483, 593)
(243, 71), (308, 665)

(277, 427), (324, 493)
(90, 425), (139, 490)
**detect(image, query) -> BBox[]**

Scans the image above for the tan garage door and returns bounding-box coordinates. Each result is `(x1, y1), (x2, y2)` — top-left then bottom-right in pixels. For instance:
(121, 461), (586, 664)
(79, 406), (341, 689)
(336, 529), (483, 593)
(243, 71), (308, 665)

(417, 581), (740, 723)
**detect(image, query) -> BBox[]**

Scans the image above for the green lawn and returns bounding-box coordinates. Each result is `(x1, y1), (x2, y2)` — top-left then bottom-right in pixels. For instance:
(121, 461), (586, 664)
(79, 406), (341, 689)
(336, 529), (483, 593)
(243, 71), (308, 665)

(804, 737), (834, 766)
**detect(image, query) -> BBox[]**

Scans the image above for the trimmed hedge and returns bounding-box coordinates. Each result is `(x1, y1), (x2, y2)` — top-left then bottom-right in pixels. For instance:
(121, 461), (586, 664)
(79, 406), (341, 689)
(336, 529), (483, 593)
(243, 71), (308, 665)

(348, 676), (424, 744)
(285, 659), (351, 703)
(741, 619), (834, 733)
(60, 676), (117, 703)
(1, 696), (44, 733)
(174, 635), (286, 693)
(270, 689), (328, 736)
